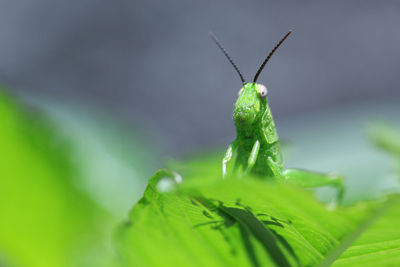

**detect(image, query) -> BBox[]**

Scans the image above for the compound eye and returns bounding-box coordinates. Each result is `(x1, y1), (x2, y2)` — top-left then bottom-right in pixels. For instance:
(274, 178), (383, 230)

(238, 87), (244, 96)
(257, 84), (268, 98)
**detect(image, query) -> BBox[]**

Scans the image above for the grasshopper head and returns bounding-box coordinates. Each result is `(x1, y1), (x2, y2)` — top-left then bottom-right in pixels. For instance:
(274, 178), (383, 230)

(209, 30), (291, 133)
(233, 83), (267, 129)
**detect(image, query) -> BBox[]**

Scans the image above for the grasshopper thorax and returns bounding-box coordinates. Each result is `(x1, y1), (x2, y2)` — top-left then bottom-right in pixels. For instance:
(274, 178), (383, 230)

(234, 83), (268, 130)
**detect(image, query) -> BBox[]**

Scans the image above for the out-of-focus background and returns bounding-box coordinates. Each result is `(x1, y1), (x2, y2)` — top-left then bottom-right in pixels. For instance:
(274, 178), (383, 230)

(0, 1), (400, 266)
(2, 1), (400, 153)
(1, 0), (400, 202)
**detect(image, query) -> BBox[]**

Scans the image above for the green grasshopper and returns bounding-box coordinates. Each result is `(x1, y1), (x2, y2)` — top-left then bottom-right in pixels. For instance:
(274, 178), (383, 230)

(210, 31), (344, 202)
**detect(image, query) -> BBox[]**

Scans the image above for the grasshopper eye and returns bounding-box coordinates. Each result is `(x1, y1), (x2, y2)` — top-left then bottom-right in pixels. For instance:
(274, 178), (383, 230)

(257, 84), (268, 98)
(238, 87), (244, 96)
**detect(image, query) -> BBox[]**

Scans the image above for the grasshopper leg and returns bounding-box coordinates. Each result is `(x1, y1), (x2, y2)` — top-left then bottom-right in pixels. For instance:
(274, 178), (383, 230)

(245, 140), (260, 174)
(267, 156), (283, 178)
(282, 168), (345, 203)
(222, 140), (238, 178)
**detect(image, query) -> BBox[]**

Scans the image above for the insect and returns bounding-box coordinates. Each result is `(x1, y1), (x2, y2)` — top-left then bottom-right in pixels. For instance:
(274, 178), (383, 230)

(210, 31), (344, 202)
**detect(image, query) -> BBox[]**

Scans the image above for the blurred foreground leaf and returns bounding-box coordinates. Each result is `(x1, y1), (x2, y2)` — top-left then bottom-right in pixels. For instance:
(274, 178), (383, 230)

(0, 91), (111, 267)
(26, 96), (158, 218)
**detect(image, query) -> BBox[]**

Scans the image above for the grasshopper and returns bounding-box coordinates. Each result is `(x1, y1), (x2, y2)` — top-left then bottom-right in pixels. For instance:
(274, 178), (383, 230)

(210, 31), (344, 202)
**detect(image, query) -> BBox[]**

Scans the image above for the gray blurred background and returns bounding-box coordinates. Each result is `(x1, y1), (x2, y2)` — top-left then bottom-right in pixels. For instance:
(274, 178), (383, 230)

(0, 0), (400, 155)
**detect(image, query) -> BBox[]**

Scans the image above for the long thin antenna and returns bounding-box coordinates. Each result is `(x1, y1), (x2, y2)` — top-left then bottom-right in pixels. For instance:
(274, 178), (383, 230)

(253, 30), (292, 83)
(209, 32), (245, 84)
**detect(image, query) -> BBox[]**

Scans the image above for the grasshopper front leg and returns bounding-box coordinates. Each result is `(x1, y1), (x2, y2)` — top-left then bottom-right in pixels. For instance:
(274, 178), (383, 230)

(267, 156), (283, 178)
(283, 168), (345, 204)
(222, 140), (238, 178)
(245, 140), (260, 174)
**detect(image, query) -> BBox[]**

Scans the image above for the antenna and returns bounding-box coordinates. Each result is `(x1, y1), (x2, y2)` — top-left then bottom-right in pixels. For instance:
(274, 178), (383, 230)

(253, 30), (292, 83)
(209, 32), (245, 84)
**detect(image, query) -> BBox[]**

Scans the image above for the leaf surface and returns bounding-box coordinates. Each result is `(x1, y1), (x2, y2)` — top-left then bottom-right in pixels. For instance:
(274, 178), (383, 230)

(116, 173), (386, 267)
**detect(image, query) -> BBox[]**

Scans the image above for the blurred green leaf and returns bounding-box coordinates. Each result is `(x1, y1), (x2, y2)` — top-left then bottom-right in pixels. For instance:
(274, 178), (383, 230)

(368, 122), (400, 157)
(26, 96), (158, 218)
(0, 90), (111, 267)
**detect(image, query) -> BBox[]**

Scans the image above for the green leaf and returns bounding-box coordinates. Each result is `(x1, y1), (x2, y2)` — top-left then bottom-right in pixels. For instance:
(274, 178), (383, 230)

(368, 122), (400, 158)
(25, 96), (158, 218)
(0, 91), (111, 267)
(332, 197), (400, 266)
(324, 122), (400, 266)
(116, 172), (387, 267)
